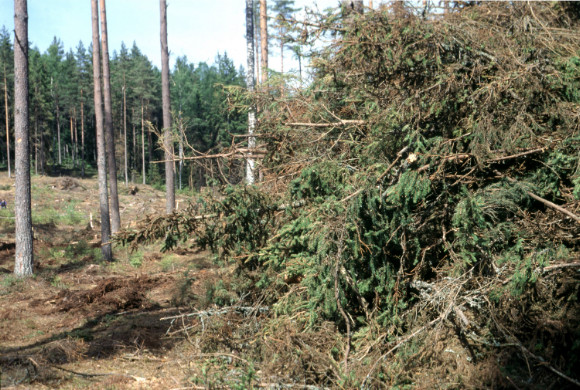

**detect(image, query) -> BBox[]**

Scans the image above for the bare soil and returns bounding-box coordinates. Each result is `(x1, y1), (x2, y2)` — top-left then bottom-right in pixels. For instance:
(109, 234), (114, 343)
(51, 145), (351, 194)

(0, 174), (224, 389)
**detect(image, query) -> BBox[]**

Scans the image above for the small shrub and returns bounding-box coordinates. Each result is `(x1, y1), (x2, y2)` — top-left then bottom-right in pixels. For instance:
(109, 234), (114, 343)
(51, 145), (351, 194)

(129, 251), (144, 268)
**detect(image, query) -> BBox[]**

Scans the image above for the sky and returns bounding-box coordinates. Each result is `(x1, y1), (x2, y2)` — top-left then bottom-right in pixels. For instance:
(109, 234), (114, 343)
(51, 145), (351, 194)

(0, 0), (341, 72)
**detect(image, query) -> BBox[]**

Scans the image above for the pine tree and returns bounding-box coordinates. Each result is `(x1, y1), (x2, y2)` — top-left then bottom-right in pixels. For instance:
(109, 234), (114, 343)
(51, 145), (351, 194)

(0, 27), (13, 178)
(46, 37), (64, 166)
(91, 0), (113, 261)
(99, 0), (121, 233)
(74, 41), (92, 177)
(260, 0), (268, 84)
(160, 0), (175, 213)
(270, 0), (299, 76)
(13, 0), (34, 277)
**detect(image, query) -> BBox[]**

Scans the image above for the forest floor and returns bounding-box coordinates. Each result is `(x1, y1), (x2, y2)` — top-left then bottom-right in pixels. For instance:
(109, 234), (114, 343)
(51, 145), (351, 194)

(0, 173), (230, 389)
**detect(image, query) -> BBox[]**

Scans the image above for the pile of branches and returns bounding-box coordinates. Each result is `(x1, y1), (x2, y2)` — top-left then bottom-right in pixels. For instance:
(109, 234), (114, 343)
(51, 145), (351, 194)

(119, 2), (580, 387)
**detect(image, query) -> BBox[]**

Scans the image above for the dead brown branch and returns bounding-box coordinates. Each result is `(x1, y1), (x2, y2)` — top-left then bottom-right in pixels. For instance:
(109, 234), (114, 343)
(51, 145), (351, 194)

(285, 119), (366, 127)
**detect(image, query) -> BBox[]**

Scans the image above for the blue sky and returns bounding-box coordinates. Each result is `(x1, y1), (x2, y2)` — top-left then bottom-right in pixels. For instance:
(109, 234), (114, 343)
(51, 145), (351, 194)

(0, 0), (341, 72)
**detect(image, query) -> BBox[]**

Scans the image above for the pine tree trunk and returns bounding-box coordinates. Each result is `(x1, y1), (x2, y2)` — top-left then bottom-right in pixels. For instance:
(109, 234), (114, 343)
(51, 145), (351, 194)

(254, 3), (261, 85)
(73, 107), (78, 168)
(141, 101), (146, 185)
(260, 0), (268, 84)
(123, 82), (128, 187)
(13, 0), (34, 277)
(69, 114), (74, 166)
(160, 0), (175, 213)
(178, 115), (183, 190)
(245, 0), (256, 184)
(99, 0), (121, 233)
(132, 107), (136, 180)
(80, 89), (85, 177)
(91, 0), (112, 261)
(56, 102), (61, 165)
(33, 91), (38, 175)
(4, 70), (11, 178)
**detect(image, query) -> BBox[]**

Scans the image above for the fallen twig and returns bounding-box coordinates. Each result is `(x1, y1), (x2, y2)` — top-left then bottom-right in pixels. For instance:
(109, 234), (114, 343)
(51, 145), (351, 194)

(501, 173), (580, 224)
(485, 147), (547, 163)
(286, 119), (366, 127)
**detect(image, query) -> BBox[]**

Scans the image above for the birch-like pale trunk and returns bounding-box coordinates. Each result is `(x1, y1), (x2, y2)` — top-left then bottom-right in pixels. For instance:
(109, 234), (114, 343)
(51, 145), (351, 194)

(245, 0), (256, 184)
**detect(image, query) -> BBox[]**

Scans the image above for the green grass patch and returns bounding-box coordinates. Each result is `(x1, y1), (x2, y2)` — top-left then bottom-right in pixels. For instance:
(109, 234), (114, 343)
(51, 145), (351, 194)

(0, 274), (25, 296)
(129, 250), (144, 268)
(32, 199), (85, 226)
(160, 254), (179, 272)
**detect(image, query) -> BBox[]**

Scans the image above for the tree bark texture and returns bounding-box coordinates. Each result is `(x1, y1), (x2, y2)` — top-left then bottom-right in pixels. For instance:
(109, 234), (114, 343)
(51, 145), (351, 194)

(260, 0), (268, 84)
(141, 102), (145, 185)
(123, 82), (128, 187)
(4, 70), (11, 178)
(99, 0), (121, 233)
(160, 0), (175, 213)
(80, 88), (85, 177)
(91, 0), (112, 261)
(245, 0), (257, 184)
(13, 0), (34, 277)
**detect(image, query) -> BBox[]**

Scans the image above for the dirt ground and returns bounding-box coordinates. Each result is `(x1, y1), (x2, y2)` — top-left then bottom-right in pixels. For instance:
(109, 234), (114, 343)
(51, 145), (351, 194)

(0, 173), (227, 389)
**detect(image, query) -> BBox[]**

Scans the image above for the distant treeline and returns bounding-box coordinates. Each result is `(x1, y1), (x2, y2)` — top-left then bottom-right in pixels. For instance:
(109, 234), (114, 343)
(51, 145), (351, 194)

(0, 26), (247, 188)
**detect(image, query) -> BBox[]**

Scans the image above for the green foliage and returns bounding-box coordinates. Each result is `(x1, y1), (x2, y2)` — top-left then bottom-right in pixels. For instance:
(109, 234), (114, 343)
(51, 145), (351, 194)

(195, 186), (277, 265)
(205, 279), (238, 307)
(32, 199), (84, 226)
(0, 275), (24, 296)
(129, 251), (144, 268)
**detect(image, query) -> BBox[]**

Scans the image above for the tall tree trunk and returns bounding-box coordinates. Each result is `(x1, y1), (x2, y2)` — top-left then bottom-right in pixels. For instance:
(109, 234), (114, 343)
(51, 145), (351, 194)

(39, 116), (44, 174)
(260, 0), (268, 85)
(33, 87), (38, 175)
(91, 0), (112, 261)
(99, 0), (121, 233)
(245, 0), (256, 184)
(254, 2), (261, 84)
(73, 107), (78, 168)
(69, 113), (74, 166)
(4, 70), (11, 178)
(131, 106), (135, 179)
(123, 82), (128, 187)
(147, 113), (153, 177)
(56, 102), (61, 165)
(131, 107), (136, 177)
(13, 0), (33, 277)
(160, 0), (174, 213)
(141, 101), (146, 185)
(80, 88), (85, 177)
(178, 117), (183, 190)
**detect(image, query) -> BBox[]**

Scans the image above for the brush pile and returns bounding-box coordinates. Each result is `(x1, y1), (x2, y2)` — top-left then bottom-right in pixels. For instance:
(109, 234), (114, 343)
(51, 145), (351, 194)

(119, 2), (580, 387)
